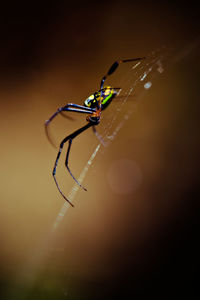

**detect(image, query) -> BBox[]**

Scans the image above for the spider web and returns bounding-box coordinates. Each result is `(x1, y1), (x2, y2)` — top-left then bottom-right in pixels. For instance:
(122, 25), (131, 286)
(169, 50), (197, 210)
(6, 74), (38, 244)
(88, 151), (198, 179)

(97, 47), (169, 148)
(52, 46), (171, 231)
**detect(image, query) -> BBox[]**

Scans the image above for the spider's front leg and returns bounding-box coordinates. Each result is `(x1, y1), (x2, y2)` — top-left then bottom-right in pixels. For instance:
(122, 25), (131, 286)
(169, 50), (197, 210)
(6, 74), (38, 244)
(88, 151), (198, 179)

(64, 138), (87, 191)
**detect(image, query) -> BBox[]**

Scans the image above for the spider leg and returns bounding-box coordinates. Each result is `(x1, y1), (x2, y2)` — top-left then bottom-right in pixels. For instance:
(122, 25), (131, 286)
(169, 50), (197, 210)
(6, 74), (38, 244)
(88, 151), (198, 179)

(65, 138), (87, 191)
(45, 104), (95, 148)
(100, 57), (146, 90)
(99, 57), (145, 110)
(53, 122), (93, 206)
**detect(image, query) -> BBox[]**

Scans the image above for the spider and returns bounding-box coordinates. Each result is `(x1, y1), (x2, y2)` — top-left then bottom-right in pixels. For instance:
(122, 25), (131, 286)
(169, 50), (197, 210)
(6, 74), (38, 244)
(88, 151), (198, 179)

(45, 57), (145, 207)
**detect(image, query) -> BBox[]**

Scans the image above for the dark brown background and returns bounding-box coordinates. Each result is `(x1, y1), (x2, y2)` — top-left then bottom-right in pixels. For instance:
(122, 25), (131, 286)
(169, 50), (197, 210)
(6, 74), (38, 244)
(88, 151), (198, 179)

(0, 1), (200, 299)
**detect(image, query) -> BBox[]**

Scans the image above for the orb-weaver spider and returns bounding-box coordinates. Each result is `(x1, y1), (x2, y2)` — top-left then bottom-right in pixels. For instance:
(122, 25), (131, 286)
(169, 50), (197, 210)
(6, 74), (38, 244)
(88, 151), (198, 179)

(45, 57), (145, 207)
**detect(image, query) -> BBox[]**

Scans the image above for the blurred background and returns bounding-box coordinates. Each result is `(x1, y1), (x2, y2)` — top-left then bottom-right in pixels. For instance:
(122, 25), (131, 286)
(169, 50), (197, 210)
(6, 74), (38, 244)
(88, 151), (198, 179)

(0, 1), (200, 299)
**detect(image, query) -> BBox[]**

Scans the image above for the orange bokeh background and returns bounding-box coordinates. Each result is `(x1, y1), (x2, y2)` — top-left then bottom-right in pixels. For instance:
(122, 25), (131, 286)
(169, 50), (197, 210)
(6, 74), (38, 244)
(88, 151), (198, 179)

(0, 1), (199, 299)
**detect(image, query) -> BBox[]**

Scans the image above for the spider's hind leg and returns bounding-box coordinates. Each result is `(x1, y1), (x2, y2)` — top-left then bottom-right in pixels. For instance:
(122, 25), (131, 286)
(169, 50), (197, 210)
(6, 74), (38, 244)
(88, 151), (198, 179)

(100, 57), (145, 89)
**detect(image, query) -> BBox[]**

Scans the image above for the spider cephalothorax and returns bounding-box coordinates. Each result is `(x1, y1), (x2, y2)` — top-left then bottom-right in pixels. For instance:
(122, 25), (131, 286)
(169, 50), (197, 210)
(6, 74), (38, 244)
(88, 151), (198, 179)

(45, 57), (145, 206)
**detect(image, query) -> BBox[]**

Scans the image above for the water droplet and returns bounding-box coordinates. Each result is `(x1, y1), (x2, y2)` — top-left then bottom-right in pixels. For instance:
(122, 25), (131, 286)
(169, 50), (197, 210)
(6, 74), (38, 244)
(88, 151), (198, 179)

(140, 72), (147, 81)
(144, 82), (152, 89)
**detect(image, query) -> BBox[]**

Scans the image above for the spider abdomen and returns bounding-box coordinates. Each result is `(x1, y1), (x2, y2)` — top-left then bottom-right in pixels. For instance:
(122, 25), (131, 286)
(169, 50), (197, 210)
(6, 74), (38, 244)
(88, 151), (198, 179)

(84, 86), (119, 110)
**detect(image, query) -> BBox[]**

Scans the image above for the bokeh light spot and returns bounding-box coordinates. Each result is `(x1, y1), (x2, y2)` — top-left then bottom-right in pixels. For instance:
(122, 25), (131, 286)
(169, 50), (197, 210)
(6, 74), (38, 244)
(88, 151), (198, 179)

(107, 159), (143, 194)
